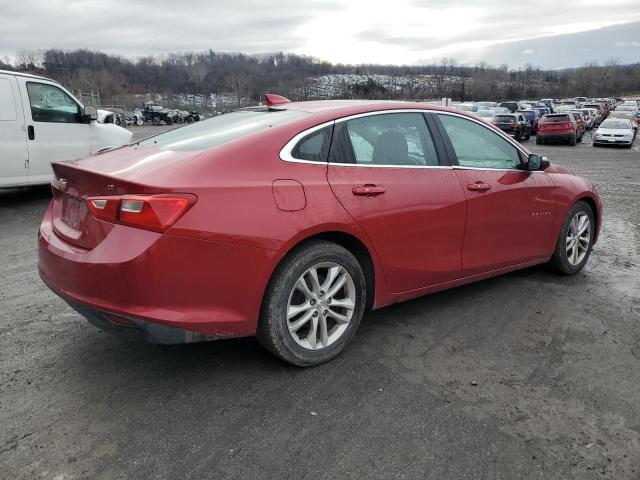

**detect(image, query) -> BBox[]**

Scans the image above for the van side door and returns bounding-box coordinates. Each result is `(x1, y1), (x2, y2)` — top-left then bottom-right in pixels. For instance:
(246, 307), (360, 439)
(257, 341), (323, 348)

(17, 78), (91, 185)
(0, 73), (28, 187)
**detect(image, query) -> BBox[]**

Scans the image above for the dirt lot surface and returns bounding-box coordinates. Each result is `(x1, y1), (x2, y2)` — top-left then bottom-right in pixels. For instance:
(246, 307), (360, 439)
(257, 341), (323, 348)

(1, 128), (639, 479)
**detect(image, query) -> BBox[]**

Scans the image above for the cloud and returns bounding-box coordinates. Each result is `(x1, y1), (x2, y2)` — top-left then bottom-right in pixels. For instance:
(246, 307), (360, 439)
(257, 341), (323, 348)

(0, 0), (639, 66)
(615, 41), (640, 47)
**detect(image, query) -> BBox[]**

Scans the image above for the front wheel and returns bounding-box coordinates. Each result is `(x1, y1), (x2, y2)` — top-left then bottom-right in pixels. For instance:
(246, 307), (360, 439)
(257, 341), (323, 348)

(549, 201), (595, 275)
(568, 134), (577, 146)
(258, 241), (366, 366)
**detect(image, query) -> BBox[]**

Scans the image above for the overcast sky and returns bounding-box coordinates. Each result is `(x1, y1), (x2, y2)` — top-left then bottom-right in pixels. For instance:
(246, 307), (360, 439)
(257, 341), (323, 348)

(1, 0), (639, 67)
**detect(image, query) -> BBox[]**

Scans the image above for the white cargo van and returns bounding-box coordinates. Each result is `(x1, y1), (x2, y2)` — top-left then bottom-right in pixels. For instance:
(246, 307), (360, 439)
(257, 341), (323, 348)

(0, 70), (132, 188)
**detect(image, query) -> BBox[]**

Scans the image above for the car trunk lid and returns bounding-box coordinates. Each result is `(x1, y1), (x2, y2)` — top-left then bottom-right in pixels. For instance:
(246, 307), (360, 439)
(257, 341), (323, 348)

(50, 157), (175, 250)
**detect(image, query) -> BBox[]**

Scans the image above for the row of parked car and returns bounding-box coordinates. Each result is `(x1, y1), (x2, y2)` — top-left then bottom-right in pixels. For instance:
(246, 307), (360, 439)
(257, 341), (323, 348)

(451, 97), (639, 148)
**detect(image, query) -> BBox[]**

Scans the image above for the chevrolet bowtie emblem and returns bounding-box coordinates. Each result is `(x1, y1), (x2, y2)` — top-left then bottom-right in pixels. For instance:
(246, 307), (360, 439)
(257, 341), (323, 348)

(57, 178), (68, 191)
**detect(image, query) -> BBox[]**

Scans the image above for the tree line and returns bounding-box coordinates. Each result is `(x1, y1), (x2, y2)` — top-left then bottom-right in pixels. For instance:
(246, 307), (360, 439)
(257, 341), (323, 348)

(2, 49), (639, 105)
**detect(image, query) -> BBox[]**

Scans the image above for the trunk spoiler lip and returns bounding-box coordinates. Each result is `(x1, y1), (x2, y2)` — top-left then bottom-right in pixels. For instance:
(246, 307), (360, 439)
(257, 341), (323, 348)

(50, 160), (173, 199)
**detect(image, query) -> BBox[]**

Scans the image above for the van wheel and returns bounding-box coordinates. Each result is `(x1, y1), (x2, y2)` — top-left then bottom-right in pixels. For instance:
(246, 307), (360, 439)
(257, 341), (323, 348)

(257, 241), (366, 366)
(549, 201), (595, 275)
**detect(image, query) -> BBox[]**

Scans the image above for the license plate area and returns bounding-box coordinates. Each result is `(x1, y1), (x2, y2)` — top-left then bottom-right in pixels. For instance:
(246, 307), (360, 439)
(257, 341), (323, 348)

(60, 194), (86, 230)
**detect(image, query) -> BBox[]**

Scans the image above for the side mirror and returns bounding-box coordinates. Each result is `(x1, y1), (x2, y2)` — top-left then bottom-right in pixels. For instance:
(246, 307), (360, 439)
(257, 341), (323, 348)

(527, 154), (550, 171)
(83, 105), (98, 122)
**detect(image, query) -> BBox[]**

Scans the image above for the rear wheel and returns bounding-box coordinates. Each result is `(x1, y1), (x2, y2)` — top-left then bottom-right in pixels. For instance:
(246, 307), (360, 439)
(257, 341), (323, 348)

(568, 134), (577, 146)
(536, 136), (543, 145)
(152, 116), (160, 126)
(549, 201), (595, 275)
(258, 241), (366, 366)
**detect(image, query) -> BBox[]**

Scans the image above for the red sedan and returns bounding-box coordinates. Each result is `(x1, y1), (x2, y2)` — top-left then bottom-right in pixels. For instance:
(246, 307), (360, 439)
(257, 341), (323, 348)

(39, 97), (602, 366)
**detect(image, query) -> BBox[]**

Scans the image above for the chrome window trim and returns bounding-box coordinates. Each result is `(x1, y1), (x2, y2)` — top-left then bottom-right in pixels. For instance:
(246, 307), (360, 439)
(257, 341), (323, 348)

(279, 108), (544, 173)
(279, 120), (335, 163)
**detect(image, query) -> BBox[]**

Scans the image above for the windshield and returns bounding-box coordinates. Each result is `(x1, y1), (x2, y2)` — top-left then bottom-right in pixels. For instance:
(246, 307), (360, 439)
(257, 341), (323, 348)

(610, 111), (632, 118)
(139, 110), (308, 151)
(600, 120), (631, 129)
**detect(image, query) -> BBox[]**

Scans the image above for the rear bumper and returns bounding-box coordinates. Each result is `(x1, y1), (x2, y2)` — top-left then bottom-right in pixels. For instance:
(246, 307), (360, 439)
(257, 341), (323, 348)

(53, 292), (219, 344)
(38, 202), (276, 340)
(538, 132), (573, 141)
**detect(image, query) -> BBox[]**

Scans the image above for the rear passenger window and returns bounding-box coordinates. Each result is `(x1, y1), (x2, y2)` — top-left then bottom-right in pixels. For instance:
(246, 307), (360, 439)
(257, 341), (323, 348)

(0, 78), (17, 121)
(291, 125), (333, 162)
(336, 113), (438, 166)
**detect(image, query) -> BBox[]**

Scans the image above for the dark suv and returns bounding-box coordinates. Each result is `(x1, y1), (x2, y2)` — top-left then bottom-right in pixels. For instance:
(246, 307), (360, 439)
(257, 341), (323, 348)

(492, 113), (531, 141)
(499, 101), (522, 113)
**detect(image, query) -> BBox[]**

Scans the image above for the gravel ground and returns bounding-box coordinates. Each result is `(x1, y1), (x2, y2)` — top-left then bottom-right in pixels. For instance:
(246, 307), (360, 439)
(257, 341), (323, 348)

(1, 128), (639, 479)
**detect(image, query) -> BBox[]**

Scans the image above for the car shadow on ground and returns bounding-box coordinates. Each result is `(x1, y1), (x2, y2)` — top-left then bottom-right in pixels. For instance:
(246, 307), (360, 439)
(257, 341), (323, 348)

(0, 185), (51, 207)
(60, 262), (573, 383)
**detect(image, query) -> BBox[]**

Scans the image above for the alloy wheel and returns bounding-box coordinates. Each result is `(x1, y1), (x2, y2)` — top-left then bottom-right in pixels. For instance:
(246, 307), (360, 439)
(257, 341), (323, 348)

(566, 212), (591, 265)
(286, 262), (356, 350)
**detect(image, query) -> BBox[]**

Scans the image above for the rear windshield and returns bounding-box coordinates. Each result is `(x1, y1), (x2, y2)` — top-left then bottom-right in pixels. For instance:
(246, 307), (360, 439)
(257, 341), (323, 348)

(495, 115), (515, 121)
(541, 114), (570, 123)
(517, 111), (535, 120)
(140, 110), (308, 151)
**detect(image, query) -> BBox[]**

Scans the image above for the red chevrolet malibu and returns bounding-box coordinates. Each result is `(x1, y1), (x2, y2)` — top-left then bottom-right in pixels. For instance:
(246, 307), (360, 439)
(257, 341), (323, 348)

(39, 97), (602, 366)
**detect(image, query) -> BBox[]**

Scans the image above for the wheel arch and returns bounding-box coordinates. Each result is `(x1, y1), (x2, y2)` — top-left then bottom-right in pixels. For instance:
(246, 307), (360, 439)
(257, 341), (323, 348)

(261, 230), (379, 317)
(576, 194), (600, 242)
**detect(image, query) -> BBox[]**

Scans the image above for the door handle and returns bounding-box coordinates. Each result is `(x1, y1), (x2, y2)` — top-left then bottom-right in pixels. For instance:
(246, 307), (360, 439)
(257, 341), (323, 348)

(352, 185), (386, 197)
(467, 182), (491, 192)
(27, 125), (35, 140)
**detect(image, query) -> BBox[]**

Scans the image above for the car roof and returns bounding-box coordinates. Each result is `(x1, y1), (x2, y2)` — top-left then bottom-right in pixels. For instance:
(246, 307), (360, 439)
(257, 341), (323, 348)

(271, 99), (465, 118)
(0, 69), (60, 84)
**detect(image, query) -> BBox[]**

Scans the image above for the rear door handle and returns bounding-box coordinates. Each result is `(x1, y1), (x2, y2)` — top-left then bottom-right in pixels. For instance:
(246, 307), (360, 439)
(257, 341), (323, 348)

(352, 185), (386, 197)
(27, 125), (35, 140)
(467, 182), (491, 192)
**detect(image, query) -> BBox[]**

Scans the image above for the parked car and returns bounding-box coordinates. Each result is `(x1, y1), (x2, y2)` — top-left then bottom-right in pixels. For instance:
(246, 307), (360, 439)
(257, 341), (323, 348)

(493, 113), (531, 140)
(516, 109), (542, 134)
(38, 97), (602, 366)
(592, 118), (636, 148)
(537, 113), (582, 145)
(608, 110), (640, 130)
(476, 101), (497, 109)
(569, 111), (587, 136)
(540, 98), (556, 113)
(0, 69), (132, 188)
(498, 101), (523, 113)
(456, 102), (478, 112)
(475, 109), (496, 121)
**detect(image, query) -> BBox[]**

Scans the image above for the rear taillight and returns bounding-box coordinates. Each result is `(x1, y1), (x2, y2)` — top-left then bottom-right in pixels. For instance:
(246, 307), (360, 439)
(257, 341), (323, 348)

(86, 194), (196, 232)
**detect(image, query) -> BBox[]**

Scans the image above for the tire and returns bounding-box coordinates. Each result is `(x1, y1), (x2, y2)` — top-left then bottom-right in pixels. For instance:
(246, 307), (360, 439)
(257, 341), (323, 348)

(525, 130), (531, 140)
(152, 116), (160, 126)
(257, 240), (367, 366)
(549, 201), (595, 275)
(536, 136), (543, 145)
(136, 119), (144, 126)
(186, 116), (195, 124)
(165, 117), (173, 126)
(568, 134), (577, 146)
